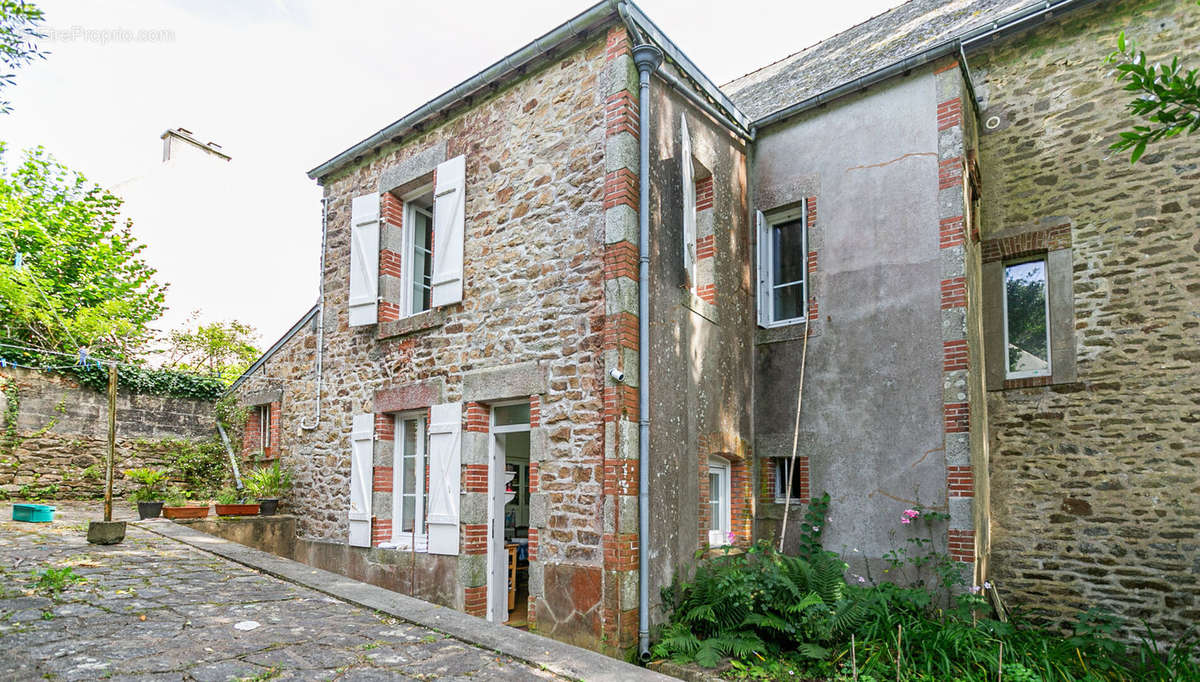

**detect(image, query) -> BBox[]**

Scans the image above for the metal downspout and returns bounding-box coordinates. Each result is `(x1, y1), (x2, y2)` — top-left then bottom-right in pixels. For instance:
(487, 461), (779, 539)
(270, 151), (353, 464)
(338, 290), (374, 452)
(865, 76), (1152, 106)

(631, 41), (663, 662)
(301, 197), (328, 431)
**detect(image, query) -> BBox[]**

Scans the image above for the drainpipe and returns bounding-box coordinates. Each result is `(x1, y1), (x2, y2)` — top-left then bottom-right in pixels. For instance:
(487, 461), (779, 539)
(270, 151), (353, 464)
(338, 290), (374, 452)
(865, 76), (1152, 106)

(301, 197), (328, 431)
(631, 41), (662, 663)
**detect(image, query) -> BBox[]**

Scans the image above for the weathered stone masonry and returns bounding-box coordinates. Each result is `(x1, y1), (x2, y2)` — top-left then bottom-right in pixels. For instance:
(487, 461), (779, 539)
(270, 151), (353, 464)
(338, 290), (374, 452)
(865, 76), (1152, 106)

(974, 0), (1200, 639)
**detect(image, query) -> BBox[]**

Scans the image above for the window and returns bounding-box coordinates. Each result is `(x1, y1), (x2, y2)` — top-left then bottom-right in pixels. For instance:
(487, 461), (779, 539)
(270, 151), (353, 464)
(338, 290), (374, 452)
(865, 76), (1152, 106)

(1002, 259), (1051, 379)
(392, 413), (428, 548)
(258, 404), (271, 452)
(707, 457), (731, 547)
(403, 186), (435, 316)
(773, 457), (804, 503)
(756, 206), (808, 327)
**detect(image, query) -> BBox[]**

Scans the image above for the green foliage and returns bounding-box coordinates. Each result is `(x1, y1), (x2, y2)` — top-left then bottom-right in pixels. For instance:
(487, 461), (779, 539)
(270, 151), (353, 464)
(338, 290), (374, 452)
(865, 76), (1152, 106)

(17, 480), (55, 499)
(0, 144), (166, 359)
(162, 487), (192, 507)
(656, 492), (1200, 681)
(215, 485), (248, 505)
(0, 0), (46, 114)
(67, 362), (223, 401)
(162, 315), (260, 385)
(158, 437), (228, 497)
(244, 460), (292, 499)
(795, 491), (829, 560)
(33, 566), (83, 595)
(123, 467), (168, 502)
(0, 375), (17, 459)
(1107, 21), (1200, 163)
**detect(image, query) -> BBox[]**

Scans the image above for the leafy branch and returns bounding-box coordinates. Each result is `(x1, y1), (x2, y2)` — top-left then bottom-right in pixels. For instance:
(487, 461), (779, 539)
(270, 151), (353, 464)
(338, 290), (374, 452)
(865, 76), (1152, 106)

(1106, 23), (1200, 163)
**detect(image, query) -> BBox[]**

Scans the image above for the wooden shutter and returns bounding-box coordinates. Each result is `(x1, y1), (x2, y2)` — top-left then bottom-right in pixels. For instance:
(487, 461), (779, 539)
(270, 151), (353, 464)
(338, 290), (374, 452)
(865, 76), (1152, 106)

(348, 194), (380, 326)
(756, 210), (770, 328)
(348, 413), (374, 547)
(681, 116), (696, 287)
(426, 401), (462, 555)
(432, 155), (465, 308)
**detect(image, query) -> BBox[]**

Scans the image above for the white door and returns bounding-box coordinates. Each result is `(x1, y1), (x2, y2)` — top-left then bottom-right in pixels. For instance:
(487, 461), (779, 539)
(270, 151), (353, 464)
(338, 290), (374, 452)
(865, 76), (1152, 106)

(486, 401), (531, 623)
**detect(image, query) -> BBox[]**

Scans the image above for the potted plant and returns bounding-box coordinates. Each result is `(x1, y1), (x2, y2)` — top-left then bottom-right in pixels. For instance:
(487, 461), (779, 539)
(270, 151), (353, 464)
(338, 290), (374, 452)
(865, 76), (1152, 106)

(214, 486), (260, 516)
(125, 468), (169, 519)
(244, 461), (291, 516)
(161, 488), (210, 520)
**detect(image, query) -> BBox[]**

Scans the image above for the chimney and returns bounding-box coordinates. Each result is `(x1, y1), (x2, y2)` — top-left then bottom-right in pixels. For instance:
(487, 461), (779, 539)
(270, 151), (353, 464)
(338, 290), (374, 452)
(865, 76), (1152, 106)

(161, 127), (232, 163)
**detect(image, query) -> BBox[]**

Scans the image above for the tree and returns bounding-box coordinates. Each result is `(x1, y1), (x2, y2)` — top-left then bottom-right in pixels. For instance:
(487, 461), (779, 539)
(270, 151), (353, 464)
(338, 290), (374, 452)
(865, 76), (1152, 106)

(1107, 13), (1200, 163)
(0, 144), (167, 360)
(162, 314), (261, 385)
(0, 0), (46, 114)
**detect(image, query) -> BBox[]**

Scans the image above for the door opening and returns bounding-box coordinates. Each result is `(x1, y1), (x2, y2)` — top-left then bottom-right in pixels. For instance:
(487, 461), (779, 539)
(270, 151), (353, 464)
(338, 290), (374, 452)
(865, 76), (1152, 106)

(487, 401), (531, 626)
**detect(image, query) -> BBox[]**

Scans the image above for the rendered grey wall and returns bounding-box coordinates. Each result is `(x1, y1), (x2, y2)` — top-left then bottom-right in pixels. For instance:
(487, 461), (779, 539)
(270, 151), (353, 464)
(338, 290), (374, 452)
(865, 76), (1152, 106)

(751, 70), (947, 565)
(645, 79), (753, 620)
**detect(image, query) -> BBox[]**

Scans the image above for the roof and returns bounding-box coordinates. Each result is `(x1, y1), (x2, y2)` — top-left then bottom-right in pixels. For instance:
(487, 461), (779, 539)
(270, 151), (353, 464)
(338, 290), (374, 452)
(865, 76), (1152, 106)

(226, 304), (318, 394)
(724, 0), (1037, 121)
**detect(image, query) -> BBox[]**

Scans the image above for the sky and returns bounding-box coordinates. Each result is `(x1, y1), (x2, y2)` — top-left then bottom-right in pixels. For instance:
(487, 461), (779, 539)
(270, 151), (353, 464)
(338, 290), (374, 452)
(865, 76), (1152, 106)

(2, 0), (900, 349)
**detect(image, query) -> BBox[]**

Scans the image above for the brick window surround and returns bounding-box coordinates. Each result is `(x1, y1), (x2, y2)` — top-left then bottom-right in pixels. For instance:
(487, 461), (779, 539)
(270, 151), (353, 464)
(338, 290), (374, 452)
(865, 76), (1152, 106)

(242, 401), (280, 460)
(981, 222), (1076, 390)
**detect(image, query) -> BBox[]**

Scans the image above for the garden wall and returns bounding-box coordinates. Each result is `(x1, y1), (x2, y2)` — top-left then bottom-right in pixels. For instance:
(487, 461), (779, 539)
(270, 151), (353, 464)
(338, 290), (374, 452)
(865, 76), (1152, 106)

(0, 366), (216, 499)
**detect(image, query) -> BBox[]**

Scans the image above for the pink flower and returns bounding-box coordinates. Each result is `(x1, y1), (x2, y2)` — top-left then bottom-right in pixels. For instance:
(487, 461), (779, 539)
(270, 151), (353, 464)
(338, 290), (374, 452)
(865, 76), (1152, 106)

(900, 509), (920, 524)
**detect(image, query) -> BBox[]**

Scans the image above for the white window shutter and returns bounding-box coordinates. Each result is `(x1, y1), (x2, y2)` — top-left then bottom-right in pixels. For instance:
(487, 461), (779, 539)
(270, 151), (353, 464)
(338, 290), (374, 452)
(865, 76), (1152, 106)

(681, 116), (696, 286)
(432, 155), (465, 308)
(756, 210), (770, 328)
(348, 413), (374, 547)
(426, 401), (462, 555)
(349, 194), (380, 327)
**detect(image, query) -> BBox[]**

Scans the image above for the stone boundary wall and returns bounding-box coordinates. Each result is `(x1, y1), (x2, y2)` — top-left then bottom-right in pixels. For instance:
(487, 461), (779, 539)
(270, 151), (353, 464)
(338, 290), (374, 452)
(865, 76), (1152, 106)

(0, 367), (216, 499)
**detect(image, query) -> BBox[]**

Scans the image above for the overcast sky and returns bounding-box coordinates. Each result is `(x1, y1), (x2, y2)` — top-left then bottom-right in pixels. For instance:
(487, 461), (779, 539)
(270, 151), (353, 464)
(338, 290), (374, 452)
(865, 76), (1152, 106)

(3, 0), (898, 348)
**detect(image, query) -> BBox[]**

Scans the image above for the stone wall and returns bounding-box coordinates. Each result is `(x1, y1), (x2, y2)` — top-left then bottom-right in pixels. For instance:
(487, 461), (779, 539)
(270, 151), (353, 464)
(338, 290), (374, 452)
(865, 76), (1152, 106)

(0, 367), (216, 499)
(973, 0), (1199, 639)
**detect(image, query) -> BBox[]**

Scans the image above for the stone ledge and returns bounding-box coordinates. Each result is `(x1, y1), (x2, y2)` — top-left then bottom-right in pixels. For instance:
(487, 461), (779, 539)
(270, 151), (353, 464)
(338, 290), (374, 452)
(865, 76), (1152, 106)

(377, 307), (450, 340)
(755, 320), (819, 345)
(135, 518), (670, 682)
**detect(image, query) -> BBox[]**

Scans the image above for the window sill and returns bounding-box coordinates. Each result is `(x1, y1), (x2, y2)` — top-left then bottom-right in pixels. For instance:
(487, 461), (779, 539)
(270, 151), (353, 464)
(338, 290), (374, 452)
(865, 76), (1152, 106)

(756, 319), (819, 345)
(1003, 376), (1051, 389)
(377, 307), (450, 340)
(680, 287), (719, 324)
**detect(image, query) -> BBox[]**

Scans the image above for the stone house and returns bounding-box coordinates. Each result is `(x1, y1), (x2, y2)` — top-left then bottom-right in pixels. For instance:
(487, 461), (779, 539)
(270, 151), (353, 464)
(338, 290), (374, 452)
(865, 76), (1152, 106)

(231, 0), (1199, 656)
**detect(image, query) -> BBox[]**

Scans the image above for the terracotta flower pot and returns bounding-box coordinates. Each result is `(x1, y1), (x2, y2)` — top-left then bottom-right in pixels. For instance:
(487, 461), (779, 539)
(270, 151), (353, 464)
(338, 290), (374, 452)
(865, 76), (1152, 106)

(214, 503), (260, 516)
(162, 505), (210, 519)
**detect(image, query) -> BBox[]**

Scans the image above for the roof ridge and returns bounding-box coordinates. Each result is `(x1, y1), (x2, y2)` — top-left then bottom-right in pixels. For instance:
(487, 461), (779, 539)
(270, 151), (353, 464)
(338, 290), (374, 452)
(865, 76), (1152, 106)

(721, 0), (924, 89)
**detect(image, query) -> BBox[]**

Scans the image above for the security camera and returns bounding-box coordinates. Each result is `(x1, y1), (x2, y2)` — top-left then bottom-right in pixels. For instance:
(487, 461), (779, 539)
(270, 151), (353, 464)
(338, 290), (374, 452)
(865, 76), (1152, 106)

(609, 368), (625, 383)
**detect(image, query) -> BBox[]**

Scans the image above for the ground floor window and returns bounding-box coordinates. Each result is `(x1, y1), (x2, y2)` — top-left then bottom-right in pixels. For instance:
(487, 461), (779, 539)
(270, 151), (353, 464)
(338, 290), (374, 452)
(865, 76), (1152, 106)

(774, 457), (805, 503)
(392, 413), (428, 548)
(708, 457), (731, 547)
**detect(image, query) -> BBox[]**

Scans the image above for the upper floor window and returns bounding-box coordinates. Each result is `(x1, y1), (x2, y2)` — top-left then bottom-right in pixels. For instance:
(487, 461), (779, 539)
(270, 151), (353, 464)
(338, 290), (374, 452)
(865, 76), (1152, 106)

(403, 187), (435, 316)
(1003, 259), (1050, 379)
(756, 205), (808, 327)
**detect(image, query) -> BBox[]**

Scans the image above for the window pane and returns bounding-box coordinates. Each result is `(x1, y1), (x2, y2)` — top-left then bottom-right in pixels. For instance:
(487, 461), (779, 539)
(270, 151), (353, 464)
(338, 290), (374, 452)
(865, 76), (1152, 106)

(776, 458), (801, 500)
(402, 455), (416, 495)
(411, 209), (432, 314)
(1005, 260), (1050, 376)
(400, 495), (415, 533)
(773, 283), (805, 322)
(493, 403), (530, 426)
(402, 419), (418, 457)
(772, 218), (806, 285)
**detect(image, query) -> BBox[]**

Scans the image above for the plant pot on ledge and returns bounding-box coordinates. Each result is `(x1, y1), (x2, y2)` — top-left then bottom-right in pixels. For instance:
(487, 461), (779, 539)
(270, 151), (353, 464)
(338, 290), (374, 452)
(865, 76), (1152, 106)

(257, 498), (278, 516)
(137, 501), (164, 519)
(163, 505), (210, 520)
(215, 503), (260, 516)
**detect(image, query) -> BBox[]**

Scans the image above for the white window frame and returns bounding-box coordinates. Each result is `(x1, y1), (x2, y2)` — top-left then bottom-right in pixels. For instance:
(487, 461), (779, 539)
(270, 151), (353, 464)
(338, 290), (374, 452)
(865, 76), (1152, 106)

(259, 404), (271, 452)
(400, 183), (436, 318)
(762, 204), (808, 327)
(391, 411), (429, 550)
(773, 457), (804, 504)
(707, 456), (731, 547)
(1001, 256), (1052, 380)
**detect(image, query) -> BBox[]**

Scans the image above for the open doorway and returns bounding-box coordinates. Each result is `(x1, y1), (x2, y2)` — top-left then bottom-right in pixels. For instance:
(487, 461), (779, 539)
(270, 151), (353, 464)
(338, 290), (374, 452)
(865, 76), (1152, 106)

(487, 401), (531, 626)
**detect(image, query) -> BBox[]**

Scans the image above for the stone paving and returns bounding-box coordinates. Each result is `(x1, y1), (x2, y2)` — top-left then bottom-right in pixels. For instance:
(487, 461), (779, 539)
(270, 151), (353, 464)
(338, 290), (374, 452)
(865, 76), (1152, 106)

(0, 504), (561, 681)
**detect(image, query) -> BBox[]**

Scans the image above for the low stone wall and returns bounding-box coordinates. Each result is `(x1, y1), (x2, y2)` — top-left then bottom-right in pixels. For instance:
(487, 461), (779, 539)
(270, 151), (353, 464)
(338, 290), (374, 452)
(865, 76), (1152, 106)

(0, 367), (216, 499)
(177, 514), (298, 559)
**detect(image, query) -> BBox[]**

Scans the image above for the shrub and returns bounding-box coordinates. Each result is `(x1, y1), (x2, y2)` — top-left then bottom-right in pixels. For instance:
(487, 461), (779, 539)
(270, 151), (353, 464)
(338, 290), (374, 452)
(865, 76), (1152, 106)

(124, 467), (168, 503)
(244, 461), (292, 499)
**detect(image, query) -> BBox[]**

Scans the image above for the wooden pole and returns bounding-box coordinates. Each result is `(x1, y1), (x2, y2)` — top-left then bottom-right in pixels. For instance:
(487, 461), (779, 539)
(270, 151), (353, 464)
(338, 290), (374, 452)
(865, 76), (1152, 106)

(852, 634), (857, 681)
(777, 326), (810, 552)
(104, 362), (116, 523)
(896, 624), (902, 682)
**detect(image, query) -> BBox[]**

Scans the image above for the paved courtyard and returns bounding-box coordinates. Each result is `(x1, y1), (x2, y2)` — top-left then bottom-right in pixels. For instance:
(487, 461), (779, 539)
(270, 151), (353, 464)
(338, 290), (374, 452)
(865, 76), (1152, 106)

(0, 504), (562, 681)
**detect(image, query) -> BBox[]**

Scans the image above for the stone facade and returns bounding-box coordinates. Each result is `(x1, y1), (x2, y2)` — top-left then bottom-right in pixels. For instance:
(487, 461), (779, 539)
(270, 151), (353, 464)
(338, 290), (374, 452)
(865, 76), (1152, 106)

(0, 367), (215, 499)
(972, 0), (1200, 639)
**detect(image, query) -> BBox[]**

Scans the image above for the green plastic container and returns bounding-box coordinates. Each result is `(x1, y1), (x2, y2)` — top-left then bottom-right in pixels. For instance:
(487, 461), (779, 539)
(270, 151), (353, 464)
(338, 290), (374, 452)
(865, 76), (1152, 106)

(12, 503), (55, 523)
